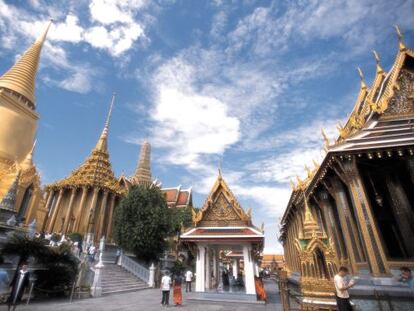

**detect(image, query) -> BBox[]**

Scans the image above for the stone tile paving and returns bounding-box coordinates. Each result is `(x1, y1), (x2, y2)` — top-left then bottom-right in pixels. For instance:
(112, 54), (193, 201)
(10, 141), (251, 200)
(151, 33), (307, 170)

(18, 279), (282, 311)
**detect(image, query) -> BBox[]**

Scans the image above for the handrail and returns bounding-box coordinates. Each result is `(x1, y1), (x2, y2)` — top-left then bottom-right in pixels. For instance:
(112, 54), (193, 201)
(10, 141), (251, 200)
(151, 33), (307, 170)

(120, 252), (150, 284)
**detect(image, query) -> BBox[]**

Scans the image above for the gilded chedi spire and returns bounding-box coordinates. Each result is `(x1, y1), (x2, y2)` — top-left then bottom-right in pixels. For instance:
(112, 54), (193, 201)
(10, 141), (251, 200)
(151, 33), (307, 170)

(132, 140), (152, 186)
(0, 170), (20, 212)
(303, 196), (322, 238)
(48, 95), (122, 194)
(95, 93), (115, 152)
(0, 20), (52, 109)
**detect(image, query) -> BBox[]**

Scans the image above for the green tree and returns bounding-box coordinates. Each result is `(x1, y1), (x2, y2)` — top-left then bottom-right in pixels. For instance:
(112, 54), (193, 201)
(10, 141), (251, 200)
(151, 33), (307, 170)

(113, 185), (171, 263)
(169, 206), (193, 235)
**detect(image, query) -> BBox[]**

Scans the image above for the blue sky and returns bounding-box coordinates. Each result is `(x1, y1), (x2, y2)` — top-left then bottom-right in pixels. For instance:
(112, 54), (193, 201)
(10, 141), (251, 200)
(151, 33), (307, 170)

(1, 0), (413, 253)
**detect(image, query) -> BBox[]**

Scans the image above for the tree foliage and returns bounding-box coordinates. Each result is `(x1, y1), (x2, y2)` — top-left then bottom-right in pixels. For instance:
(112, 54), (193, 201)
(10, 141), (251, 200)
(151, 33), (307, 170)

(113, 185), (171, 263)
(169, 206), (193, 235)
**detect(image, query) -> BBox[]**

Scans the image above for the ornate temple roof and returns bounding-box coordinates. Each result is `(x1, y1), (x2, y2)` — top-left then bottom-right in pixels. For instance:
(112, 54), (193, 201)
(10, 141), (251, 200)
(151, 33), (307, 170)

(0, 20), (52, 109)
(192, 171), (252, 227)
(47, 95), (122, 194)
(280, 27), (414, 240)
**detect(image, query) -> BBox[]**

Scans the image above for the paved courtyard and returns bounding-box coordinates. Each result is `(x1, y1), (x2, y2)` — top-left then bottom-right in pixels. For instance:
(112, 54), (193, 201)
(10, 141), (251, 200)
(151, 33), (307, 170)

(17, 280), (282, 311)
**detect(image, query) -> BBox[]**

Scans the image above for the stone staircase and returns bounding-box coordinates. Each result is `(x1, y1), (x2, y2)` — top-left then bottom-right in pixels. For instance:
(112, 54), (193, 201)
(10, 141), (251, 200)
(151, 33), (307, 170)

(101, 264), (150, 295)
(100, 245), (150, 295)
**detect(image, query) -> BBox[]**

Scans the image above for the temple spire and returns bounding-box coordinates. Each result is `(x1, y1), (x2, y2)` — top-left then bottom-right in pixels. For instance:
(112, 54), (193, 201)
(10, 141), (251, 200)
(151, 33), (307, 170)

(95, 93), (115, 152)
(303, 195), (321, 238)
(20, 140), (36, 170)
(133, 140), (152, 186)
(0, 19), (52, 108)
(0, 170), (21, 212)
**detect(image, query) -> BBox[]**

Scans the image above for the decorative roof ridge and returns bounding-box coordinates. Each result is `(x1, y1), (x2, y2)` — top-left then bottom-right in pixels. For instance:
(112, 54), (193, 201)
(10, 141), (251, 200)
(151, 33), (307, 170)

(193, 172), (251, 226)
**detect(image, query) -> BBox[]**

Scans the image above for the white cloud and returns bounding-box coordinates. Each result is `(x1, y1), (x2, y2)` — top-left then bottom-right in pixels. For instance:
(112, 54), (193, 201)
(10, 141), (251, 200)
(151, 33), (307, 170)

(49, 14), (83, 43)
(89, 0), (147, 25)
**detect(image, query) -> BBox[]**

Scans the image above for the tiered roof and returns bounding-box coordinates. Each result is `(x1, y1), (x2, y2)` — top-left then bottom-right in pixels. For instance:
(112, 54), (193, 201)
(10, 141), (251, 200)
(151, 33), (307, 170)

(281, 27), (414, 240)
(47, 95), (122, 194)
(182, 171), (263, 243)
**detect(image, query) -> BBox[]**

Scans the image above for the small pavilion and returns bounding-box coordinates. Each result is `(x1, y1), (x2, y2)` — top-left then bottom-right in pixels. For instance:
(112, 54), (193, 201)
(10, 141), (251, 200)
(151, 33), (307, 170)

(181, 172), (264, 295)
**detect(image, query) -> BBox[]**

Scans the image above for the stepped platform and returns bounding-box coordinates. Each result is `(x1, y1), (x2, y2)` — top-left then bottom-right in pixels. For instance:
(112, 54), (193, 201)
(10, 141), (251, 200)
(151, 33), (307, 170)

(186, 291), (264, 305)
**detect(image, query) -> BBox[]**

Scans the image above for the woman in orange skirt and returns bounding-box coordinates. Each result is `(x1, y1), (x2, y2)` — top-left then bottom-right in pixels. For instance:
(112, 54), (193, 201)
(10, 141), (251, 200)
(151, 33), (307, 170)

(173, 274), (183, 306)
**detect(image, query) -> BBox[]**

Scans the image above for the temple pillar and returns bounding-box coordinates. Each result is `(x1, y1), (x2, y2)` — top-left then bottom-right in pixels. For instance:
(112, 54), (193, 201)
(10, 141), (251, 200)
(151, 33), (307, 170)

(385, 174), (414, 257)
(406, 157), (414, 184)
(243, 244), (256, 295)
(48, 188), (64, 232)
(329, 177), (361, 273)
(196, 244), (206, 292)
(41, 190), (54, 232)
(73, 186), (88, 232)
(205, 246), (211, 289)
(87, 188), (100, 237)
(212, 248), (217, 287)
(232, 258), (239, 279)
(63, 188), (77, 233)
(97, 190), (109, 240)
(315, 191), (346, 262)
(106, 194), (116, 239)
(341, 158), (389, 275)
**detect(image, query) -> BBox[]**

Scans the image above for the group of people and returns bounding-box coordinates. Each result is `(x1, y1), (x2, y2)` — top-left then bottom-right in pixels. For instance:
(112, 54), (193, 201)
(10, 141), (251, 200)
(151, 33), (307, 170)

(160, 269), (193, 307)
(334, 266), (414, 311)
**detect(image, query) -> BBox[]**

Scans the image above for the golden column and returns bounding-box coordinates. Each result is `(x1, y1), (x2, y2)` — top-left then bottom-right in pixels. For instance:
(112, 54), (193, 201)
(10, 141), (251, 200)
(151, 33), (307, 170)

(87, 188), (100, 237)
(106, 194), (117, 239)
(327, 176), (361, 273)
(73, 186), (88, 232)
(97, 190), (109, 239)
(48, 188), (64, 232)
(314, 191), (347, 264)
(340, 158), (389, 275)
(41, 189), (54, 232)
(63, 188), (77, 233)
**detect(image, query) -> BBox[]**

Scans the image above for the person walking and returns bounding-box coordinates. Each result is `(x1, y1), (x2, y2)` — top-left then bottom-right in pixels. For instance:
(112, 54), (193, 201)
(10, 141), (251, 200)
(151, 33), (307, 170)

(114, 249), (121, 265)
(88, 244), (96, 263)
(7, 262), (30, 311)
(185, 269), (193, 292)
(161, 271), (172, 307)
(334, 266), (355, 311)
(173, 273), (183, 306)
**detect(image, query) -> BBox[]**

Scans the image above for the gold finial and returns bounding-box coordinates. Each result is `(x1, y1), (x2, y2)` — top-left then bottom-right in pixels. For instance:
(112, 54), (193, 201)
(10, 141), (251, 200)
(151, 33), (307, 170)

(357, 67), (367, 89)
(103, 92), (116, 135)
(394, 25), (406, 51)
(218, 158), (222, 177)
(290, 179), (296, 190)
(305, 165), (311, 178)
(372, 50), (383, 74)
(36, 19), (53, 44)
(312, 159), (319, 169)
(296, 175), (303, 186)
(321, 128), (330, 147)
